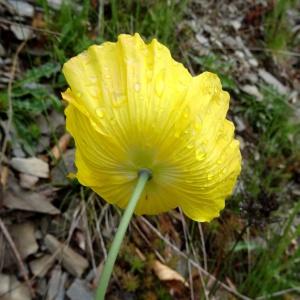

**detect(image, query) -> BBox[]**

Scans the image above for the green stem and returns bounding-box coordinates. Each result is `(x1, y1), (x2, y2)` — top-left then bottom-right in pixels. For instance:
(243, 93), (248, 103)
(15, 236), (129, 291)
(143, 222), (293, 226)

(96, 170), (151, 299)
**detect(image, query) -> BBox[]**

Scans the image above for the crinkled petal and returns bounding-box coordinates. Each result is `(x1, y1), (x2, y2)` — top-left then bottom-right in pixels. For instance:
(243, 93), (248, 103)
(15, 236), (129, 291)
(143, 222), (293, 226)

(63, 33), (242, 222)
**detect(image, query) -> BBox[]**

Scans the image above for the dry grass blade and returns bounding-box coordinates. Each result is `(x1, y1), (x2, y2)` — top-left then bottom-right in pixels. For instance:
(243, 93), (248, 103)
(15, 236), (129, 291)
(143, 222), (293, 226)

(198, 223), (208, 271)
(139, 216), (252, 300)
(255, 288), (300, 300)
(132, 220), (165, 263)
(0, 41), (27, 166)
(0, 17), (61, 36)
(51, 133), (71, 161)
(0, 218), (35, 298)
(179, 210), (195, 300)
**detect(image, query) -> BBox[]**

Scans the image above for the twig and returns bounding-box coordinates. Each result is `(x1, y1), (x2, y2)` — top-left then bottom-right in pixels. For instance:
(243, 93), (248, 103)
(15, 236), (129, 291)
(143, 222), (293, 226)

(50, 133), (71, 161)
(95, 202), (110, 259)
(82, 197), (97, 274)
(97, 0), (105, 36)
(198, 223), (208, 271)
(0, 218), (35, 298)
(0, 17), (61, 36)
(255, 287), (300, 300)
(0, 41), (26, 166)
(132, 220), (165, 263)
(189, 236), (210, 300)
(139, 216), (252, 300)
(179, 210), (195, 300)
(247, 227), (251, 274)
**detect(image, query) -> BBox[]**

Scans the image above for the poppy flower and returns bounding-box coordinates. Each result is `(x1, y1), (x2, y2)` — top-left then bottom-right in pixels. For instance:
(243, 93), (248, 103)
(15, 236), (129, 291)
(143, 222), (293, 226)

(62, 33), (241, 222)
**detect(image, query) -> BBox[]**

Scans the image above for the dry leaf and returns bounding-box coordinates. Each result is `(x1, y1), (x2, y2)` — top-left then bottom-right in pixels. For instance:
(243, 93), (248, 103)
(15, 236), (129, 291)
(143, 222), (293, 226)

(30, 255), (56, 277)
(19, 173), (39, 189)
(9, 222), (38, 259)
(0, 274), (31, 300)
(3, 189), (60, 215)
(11, 157), (49, 178)
(152, 260), (189, 287)
(44, 234), (89, 277)
(0, 165), (9, 188)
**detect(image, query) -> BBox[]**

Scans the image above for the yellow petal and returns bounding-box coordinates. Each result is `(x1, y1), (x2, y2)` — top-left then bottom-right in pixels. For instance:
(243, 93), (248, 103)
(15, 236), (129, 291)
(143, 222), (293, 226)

(63, 33), (242, 222)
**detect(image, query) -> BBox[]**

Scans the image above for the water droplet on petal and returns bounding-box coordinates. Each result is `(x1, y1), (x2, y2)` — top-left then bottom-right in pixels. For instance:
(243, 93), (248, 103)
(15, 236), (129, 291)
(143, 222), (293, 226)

(95, 107), (104, 118)
(90, 120), (103, 134)
(134, 83), (140, 91)
(174, 129), (181, 138)
(194, 122), (202, 132)
(196, 150), (206, 161)
(185, 179), (194, 184)
(90, 76), (97, 83)
(90, 89), (99, 97)
(187, 144), (193, 149)
(207, 173), (213, 180)
(147, 70), (153, 80)
(178, 79), (187, 91)
(76, 92), (81, 98)
(113, 93), (127, 107)
(156, 80), (164, 96)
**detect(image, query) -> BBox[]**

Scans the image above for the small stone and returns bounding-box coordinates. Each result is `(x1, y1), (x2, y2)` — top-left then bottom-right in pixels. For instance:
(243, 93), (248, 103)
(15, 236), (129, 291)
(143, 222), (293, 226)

(230, 19), (242, 30)
(8, 0), (34, 17)
(66, 279), (94, 300)
(248, 58), (258, 67)
(47, 0), (63, 10)
(10, 24), (33, 40)
(236, 135), (245, 150)
(241, 85), (263, 101)
(243, 72), (258, 84)
(235, 50), (245, 59)
(222, 36), (236, 49)
(195, 33), (209, 46)
(47, 266), (67, 300)
(258, 69), (289, 95)
(234, 116), (246, 132)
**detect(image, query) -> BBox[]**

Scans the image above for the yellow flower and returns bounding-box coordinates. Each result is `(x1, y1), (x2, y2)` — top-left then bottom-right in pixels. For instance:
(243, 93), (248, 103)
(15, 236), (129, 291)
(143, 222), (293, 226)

(62, 33), (241, 222)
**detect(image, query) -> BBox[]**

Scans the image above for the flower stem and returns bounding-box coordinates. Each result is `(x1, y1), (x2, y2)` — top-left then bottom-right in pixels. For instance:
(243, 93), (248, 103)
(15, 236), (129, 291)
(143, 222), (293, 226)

(96, 170), (151, 299)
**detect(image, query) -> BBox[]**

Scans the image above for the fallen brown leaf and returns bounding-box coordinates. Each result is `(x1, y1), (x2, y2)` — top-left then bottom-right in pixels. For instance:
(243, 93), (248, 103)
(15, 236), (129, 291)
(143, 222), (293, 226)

(44, 234), (89, 277)
(152, 260), (188, 287)
(10, 157), (49, 178)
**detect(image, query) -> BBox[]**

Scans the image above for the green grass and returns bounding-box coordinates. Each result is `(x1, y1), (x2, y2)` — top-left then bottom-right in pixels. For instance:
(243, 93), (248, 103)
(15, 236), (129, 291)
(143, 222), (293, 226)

(240, 202), (300, 297)
(2, 0), (300, 298)
(40, 0), (188, 64)
(0, 62), (62, 154)
(264, 0), (298, 55)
